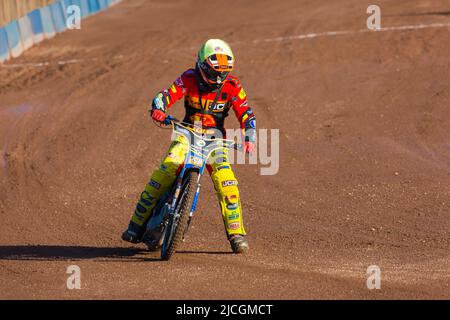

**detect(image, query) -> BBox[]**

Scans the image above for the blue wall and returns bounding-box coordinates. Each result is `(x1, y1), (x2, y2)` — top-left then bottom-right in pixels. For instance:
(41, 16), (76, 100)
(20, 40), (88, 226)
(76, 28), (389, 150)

(88, 0), (100, 14)
(28, 9), (45, 44)
(0, 28), (10, 62)
(0, 0), (122, 63)
(18, 15), (34, 50)
(40, 6), (56, 39)
(4, 20), (22, 58)
(80, 0), (91, 18)
(50, 1), (67, 33)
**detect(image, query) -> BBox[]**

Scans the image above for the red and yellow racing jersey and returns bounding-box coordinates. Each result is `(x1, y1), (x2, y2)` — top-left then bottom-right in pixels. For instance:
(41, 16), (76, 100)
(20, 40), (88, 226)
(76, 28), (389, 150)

(152, 68), (256, 140)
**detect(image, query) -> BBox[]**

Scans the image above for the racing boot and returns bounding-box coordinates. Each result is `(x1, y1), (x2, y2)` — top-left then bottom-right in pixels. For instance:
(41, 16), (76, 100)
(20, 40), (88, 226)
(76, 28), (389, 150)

(229, 234), (249, 254)
(121, 221), (145, 244)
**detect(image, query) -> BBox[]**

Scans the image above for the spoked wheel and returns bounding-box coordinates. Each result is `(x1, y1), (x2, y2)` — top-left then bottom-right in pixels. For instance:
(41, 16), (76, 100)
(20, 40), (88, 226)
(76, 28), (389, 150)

(161, 171), (197, 261)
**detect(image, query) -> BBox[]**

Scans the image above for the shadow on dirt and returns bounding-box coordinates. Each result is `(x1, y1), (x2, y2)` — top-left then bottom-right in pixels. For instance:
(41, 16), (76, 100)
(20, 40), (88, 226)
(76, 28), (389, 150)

(0, 245), (160, 262)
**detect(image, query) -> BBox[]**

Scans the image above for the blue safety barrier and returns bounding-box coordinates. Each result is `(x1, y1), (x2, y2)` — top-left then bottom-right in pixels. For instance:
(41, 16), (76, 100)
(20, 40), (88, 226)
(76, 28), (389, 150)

(40, 6), (56, 39)
(69, 0), (83, 14)
(18, 15), (34, 50)
(60, 0), (68, 15)
(98, 0), (107, 10)
(60, 0), (70, 24)
(88, 0), (100, 14)
(28, 9), (45, 44)
(63, 0), (72, 9)
(61, 0), (81, 18)
(0, 27), (10, 62)
(50, 1), (67, 33)
(1, 0), (122, 63)
(4, 20), (22, 58)
(71, 0), (82, 7)
(79, 0), (91, 18)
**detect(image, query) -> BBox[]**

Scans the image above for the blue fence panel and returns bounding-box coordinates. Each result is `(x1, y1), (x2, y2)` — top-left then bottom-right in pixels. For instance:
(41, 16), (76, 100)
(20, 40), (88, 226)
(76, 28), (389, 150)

(50, 1), (67, 33)
(68, 0), (84, 22)
(63, 0), (85, 29)
(40, 6), (56, 39)
(4, 20), (22, 58)
(60, 0), (68, 16)
(63, 0), (72, 8)
(98, 0), (107, 10)
(61, 0), (79, 17)
(0, 0), (121, 63)
(0, 27), (10, 63)
(88, 0), (100, 14)
(28, 9), (45, 44)
(70, 0), (82, 11)
(61, 0), (70, 24)
(18, 15), (34, 50)
(80, 0), (91, 18)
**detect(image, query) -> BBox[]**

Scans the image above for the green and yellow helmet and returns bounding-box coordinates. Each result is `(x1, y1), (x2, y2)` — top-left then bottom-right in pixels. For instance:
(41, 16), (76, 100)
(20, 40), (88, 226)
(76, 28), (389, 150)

(197, 39), (234, 88)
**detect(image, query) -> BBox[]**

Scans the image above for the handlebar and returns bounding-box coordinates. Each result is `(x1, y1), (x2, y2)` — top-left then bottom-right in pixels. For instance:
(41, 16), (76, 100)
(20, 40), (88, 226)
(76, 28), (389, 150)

(157, 114), (243, 151)
(161, 115), (178, 126)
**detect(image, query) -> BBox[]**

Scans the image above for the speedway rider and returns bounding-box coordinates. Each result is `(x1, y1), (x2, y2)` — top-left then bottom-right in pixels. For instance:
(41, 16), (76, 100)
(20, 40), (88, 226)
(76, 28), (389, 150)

(122, 39), (256, 253)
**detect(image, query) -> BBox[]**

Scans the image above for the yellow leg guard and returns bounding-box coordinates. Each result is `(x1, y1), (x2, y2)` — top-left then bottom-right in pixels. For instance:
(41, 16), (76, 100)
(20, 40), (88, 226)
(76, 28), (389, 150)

(210, 151), (246, 237)
(130, 136), (188, 226)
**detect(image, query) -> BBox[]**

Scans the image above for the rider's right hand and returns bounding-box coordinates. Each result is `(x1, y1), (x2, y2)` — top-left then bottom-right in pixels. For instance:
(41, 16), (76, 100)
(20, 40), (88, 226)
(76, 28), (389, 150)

(152, 109), (167, 123)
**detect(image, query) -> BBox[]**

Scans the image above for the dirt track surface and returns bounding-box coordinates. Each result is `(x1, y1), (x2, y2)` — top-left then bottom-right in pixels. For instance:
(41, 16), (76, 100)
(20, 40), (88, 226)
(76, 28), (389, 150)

(0, 0), (449, 299)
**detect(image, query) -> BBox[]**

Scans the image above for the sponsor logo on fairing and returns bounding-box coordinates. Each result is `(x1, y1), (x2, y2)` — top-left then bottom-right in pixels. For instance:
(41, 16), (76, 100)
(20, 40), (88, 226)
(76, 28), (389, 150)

(190, 155), (203, 166)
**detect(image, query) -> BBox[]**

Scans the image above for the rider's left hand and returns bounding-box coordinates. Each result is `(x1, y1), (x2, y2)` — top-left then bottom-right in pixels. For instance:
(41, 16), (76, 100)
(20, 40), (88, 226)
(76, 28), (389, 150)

(151, 109), (167, 123)
(244, 141), (255, 154)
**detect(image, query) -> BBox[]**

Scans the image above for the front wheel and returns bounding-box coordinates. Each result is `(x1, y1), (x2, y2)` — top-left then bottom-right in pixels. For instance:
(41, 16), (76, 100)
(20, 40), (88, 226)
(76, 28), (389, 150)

(161, 171), (198, 261)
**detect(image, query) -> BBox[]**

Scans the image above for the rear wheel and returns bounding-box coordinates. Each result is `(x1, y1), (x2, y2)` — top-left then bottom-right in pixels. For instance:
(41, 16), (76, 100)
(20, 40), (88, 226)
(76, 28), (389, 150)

(161, 171), (197, 261)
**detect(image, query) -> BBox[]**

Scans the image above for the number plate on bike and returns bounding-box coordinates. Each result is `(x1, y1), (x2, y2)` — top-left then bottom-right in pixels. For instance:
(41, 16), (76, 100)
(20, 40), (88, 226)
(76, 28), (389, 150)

(189, 155), (203, 166)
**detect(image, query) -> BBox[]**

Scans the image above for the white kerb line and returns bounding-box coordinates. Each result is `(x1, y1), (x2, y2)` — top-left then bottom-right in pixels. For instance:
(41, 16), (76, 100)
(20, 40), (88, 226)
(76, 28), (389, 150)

(249, 22), (450, 43)
(2, 22), (450, 68)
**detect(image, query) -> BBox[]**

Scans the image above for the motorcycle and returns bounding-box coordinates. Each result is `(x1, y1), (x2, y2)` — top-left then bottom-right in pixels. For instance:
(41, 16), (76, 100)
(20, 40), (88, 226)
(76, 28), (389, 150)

(142, 115), (241, 261)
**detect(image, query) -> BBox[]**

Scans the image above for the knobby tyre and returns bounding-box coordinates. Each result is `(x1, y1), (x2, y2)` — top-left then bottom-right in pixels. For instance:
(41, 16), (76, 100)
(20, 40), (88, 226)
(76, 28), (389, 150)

(161, 171), (197, 261)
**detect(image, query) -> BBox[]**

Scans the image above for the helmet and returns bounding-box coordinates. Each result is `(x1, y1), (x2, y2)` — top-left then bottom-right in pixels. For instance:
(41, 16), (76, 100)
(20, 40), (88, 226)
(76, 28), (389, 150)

(196, 39), (234, 89)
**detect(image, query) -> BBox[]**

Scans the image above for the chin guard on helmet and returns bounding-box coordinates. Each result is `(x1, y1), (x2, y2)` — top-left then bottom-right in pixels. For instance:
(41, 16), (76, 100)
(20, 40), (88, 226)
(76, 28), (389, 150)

(197, 39), (234, 89)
